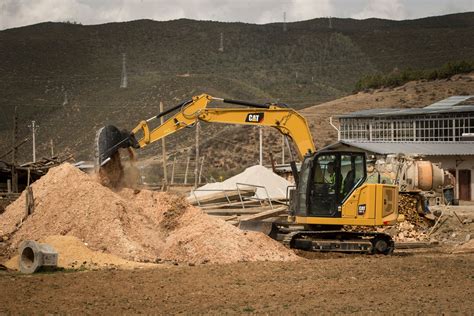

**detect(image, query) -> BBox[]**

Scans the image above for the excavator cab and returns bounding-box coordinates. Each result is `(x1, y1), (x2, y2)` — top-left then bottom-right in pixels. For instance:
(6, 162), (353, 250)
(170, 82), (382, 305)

(292, 151), (367, 219)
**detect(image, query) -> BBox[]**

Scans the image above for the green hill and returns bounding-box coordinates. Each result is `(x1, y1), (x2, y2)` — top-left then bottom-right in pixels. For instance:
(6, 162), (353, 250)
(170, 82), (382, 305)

(0, 12), (473, 175)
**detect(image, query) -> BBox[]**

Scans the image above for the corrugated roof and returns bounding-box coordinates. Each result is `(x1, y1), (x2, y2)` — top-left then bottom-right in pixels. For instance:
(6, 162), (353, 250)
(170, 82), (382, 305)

(339, 95), (474, 118)
(425, 95), (473, 108)
(329, 141), (474, 156)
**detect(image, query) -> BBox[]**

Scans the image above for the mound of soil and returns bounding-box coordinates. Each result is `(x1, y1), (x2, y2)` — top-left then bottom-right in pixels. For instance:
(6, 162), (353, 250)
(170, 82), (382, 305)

(1, 163), (298, 265)
(4, 235), (157, 270)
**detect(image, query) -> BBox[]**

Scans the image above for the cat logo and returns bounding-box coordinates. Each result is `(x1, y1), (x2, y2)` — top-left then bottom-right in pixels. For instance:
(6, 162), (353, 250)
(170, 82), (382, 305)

(245, 113), (264, 123)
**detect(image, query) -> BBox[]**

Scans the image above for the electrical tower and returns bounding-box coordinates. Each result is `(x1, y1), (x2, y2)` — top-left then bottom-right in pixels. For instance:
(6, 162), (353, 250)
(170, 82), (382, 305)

(63, 90), (68, 106)
(218, 33), (224, 52)
(120, 53), (128, 88)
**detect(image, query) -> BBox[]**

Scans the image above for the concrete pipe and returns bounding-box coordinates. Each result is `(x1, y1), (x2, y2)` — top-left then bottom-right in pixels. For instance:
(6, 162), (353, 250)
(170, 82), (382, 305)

(19, 240), (58, 274)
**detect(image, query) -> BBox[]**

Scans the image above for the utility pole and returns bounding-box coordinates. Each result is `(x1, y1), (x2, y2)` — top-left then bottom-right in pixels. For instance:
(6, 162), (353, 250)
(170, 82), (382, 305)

(28, 120), (39, 163)
(159, 102), (168, 186)
(198, 156), (205, 184)
(194, 121), (200, 188)
(170, 156), (176, 185)
(11, 106), (18, 193)
(120, 53), (128, 88)
(50, 139), (54, 157)
(218, 32), (224, 52)
(184, 155), (190, 184)
(328, 16), (332, 29)
(283, 12), (287, 32)
(281, 135), (285, 164)
(259, 126), (263, 166)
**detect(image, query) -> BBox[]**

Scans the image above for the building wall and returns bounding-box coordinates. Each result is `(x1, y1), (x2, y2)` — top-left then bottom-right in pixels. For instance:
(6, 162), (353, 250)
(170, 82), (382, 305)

(324, 142), (474, 201)
(430, 155), (474, 201)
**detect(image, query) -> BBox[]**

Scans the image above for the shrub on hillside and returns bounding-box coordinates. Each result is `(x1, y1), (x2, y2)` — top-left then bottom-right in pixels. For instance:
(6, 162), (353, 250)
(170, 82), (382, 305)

(354, 60), (474, 91)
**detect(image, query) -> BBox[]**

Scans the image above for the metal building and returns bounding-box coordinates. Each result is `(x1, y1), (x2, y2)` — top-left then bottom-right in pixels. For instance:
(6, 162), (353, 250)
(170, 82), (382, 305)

(327, 95), (474, 201)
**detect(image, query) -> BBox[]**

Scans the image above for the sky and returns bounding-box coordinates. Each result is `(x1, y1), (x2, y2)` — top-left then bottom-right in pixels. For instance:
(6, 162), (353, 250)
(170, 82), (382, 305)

(1, 0), (473, 30)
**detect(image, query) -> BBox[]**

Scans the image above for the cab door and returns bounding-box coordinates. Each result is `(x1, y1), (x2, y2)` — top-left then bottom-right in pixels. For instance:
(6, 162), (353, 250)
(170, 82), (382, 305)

(307, 152), (366, 218)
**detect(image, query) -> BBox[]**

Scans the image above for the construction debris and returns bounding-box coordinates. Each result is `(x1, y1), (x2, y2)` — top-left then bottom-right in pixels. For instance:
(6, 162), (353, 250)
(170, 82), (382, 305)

(397, 193), (425, 227)
(0, 163), (299, 267)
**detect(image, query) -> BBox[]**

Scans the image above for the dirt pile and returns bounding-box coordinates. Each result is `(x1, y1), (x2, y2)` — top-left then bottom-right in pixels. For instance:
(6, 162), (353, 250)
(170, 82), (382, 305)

(4, 235), (157, 270)
(0, 163), (298, 265)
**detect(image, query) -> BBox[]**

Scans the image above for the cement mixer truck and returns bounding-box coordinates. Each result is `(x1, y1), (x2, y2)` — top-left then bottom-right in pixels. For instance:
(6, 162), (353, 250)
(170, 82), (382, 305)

(368, 154), (453, 219)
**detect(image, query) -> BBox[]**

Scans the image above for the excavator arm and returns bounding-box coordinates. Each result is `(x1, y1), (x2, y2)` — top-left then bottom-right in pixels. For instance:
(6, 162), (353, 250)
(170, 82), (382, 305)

(96, 93), (316, 166)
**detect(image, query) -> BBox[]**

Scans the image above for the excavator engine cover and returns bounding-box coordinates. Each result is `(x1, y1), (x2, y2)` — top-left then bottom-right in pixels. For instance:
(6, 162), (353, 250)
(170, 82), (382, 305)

(96, 125), (138, 166)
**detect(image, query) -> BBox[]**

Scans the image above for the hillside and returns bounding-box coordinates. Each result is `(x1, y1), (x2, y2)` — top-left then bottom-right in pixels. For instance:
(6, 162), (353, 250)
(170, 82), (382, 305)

(0, 12), (473, 179)
(195, 73), (474, 178)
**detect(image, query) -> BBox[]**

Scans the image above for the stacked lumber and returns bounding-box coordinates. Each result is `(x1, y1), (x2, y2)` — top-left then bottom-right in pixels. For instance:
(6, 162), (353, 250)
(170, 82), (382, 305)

(19, 152), (74, 173)
(187, 187), (256, 206)
(188, 186), (288, 226)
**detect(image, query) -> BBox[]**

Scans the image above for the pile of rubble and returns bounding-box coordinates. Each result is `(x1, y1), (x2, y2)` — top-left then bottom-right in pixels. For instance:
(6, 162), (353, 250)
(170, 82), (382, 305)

(0, 163), (299, 268)
(384, 197), (474, 247)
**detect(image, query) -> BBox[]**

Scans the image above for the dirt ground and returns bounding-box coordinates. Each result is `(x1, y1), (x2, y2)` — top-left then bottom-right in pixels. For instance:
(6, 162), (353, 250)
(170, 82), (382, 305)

(0, 250), (472, 314)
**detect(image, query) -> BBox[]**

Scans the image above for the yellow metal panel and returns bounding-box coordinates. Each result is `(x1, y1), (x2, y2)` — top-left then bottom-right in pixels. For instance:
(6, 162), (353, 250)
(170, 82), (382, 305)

(295, 216), (376, 226)
(296, 183), (399, 227)
(341, 184), (377, 220)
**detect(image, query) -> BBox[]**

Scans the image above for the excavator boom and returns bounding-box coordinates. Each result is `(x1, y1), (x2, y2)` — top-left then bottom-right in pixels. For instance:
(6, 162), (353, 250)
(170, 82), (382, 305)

(96, 94), (315, 166)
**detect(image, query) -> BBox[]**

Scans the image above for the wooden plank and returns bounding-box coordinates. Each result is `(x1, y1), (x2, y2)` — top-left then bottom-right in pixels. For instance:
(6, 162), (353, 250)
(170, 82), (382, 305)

(187, 188), (256, 205)
(211, 215), (239, 221)
(199, 200), (262, 210)
(204, 206), (273, 216)
(238, 205), (288, 222)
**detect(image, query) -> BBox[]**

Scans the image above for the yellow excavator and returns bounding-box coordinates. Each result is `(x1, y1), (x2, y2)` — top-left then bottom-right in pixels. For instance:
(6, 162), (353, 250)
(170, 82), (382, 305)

(96, 93), (400, 254)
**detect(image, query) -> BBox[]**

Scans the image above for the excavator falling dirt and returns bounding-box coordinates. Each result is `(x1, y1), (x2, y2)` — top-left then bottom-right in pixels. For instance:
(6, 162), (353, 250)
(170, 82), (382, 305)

(96, 93), (401, 254)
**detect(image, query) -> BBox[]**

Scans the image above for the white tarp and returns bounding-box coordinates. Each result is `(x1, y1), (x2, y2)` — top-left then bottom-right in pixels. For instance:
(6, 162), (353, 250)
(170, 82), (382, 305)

(191, 165), (292, 200)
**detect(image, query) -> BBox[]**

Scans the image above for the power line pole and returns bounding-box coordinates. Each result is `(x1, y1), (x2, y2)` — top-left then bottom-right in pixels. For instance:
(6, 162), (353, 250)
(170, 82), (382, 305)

(283, 12), (287, 32)
(11, 106), (18, 193)
(11, 106), (17, 164)
(159, 102), (168, 186)
(28, 120), (39, 163)
(184, 155), (190, 184)
(194, 121), (200, 188)
(281, 135), (285, 164)
(120, 53), (128, 88)
(259, 126), (263, 166)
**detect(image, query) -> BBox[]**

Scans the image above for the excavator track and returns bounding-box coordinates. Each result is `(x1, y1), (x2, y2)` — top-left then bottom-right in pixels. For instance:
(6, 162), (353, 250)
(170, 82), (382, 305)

(281, 230), (394, 255)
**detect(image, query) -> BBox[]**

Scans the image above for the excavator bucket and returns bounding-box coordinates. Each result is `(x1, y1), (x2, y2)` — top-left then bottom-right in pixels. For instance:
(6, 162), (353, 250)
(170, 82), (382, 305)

(238, 221), (280, 239)
(95, 125), (138, 166)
